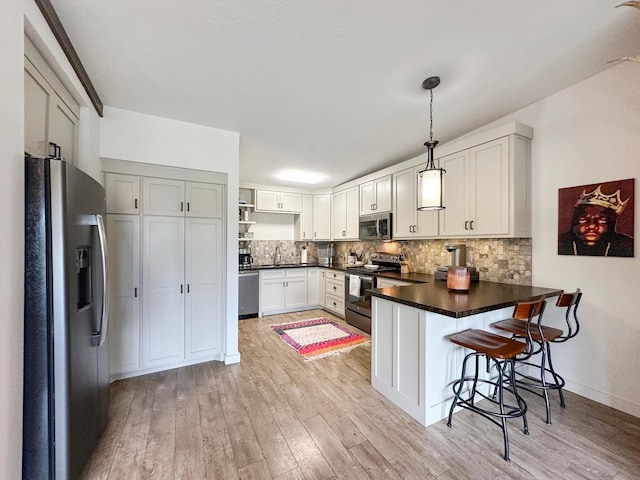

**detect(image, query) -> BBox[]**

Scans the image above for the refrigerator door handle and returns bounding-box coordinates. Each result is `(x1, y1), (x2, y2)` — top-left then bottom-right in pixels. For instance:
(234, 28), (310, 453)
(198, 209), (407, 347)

(96, 213), (110, 347)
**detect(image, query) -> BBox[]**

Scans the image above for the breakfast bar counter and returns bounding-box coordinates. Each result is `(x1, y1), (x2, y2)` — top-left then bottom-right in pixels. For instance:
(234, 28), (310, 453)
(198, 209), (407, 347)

(369, 275), (561, 318)
(368, 279), (562, 427)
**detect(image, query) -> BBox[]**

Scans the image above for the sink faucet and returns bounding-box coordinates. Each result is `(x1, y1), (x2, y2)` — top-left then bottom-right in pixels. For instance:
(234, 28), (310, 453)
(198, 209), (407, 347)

(274, 246), (282, 265)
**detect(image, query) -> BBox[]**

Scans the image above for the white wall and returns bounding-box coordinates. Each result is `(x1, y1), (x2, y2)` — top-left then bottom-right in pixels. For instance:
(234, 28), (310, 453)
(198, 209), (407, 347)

(480, 63), (640, 417)
(100, 107), (241, 364)
(0, 2), (103, 478)
(0, 2), (26, 478)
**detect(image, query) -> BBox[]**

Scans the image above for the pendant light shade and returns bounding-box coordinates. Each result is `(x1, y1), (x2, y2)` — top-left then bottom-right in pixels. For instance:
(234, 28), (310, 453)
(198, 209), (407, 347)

(417, 77), (445, 211)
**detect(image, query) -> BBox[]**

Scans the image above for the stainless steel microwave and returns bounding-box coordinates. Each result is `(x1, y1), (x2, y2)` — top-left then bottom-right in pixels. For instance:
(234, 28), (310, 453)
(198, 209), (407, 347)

(359, 213), (392, 241)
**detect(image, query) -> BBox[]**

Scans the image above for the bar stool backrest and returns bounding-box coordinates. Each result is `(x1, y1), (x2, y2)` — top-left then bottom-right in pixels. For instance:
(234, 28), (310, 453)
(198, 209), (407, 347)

(554, 289), (582, 342)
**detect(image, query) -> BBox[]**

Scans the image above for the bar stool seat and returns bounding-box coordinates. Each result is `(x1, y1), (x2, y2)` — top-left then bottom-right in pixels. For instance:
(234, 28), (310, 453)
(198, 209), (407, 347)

(446, 300), (544, 461)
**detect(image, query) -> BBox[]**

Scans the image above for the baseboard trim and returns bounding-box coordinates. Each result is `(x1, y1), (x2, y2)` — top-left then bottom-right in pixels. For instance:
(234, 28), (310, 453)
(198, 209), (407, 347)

(564, 379), (640, 419)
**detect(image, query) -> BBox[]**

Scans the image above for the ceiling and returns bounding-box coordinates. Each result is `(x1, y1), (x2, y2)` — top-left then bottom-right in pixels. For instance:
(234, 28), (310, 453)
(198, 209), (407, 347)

(50, 0), (639, 189)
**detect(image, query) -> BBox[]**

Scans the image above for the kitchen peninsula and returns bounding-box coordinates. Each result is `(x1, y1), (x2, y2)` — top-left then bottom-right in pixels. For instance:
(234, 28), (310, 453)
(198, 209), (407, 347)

(369, 278), (561, 427)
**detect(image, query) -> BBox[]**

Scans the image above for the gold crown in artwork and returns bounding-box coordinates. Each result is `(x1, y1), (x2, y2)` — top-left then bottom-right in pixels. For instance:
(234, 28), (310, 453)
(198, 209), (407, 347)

(575, 185), (629, 214)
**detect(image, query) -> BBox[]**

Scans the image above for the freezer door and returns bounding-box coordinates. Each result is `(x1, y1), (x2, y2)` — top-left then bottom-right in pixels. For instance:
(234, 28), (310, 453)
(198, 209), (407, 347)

(51, 159), (110, 480)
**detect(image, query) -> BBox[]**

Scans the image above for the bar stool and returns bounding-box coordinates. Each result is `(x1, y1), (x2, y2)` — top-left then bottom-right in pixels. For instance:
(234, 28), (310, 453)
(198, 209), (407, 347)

(491, 289), (582, 424)
(447, 299), (544, 461)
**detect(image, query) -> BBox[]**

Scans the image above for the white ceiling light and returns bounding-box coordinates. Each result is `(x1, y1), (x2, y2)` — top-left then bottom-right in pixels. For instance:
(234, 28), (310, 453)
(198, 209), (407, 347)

(275, 169), (327, 185)
(417, 76), (446, 211)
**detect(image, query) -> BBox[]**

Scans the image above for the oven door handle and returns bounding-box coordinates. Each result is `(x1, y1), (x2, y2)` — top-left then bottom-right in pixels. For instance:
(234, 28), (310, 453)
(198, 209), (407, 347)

(375, 218), (381, 238)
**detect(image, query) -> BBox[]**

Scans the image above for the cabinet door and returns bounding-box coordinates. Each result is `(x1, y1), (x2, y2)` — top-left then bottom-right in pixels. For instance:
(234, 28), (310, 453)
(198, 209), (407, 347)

(255, 190), (280, 212)
(318, 269), (327, 307)
(280, 192), (302, 213)
(48, 98), (77, 165)
(107, 215), (141, 375)
(393, 167), (416, 239)
(106, 173), (140, 214)
(313, 194), (331, 240)
(439, 151), (469, 237)
(360, 181), (375, 215)
(374, 175), (392, 213)
(24, 62), (50, 158)
(297, 194), (313, 241)
(285, 276), (308, 309)
(186, 218), (222, 358)
(186, 182), (223, 218)
(307, 268), (319, 305)
(142, 216), (185, 367)
(332, 190), (347, 239)
(143, 177), (185, 216)
(468, 137), (510, 235)
(260, 278), (286, 314)
(345, 187), (360, 239)
(24, 48), (79, 164)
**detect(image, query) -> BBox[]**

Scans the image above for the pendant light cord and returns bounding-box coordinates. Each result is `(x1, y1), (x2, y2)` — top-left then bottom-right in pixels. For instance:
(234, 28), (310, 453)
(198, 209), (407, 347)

(429, 87), (434, 142)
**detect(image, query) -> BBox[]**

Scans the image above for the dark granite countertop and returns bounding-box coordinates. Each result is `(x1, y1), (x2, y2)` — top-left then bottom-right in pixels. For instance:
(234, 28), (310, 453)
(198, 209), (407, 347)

(369, 276), (562, 318)
(241, 264), (432, 285)
(240, 263), (320, 271)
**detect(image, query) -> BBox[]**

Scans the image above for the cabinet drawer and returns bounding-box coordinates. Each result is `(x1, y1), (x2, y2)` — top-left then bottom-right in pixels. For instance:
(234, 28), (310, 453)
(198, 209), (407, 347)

(325, 293), (345, 316)
(285, 268), (308, 279)
(260, 270), (285, 280)
(326, 270), (345, 282)
(325, 278), (344, 298)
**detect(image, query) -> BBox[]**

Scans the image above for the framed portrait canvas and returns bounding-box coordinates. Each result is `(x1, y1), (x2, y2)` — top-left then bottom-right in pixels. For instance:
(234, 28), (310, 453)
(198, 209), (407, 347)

(558, 178), (634, 257)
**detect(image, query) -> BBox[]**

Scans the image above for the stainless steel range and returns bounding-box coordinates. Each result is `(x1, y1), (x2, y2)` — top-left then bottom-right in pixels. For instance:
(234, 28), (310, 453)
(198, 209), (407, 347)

(344, 255), (402, 334)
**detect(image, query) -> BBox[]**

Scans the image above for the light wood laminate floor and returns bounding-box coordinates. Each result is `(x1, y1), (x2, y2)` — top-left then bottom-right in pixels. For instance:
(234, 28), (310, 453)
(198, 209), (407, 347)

(81, 309), (640, 479)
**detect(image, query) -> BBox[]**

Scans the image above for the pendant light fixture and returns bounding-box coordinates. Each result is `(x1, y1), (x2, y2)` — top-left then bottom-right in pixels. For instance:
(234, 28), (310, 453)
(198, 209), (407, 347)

(416, 76), (445, 211)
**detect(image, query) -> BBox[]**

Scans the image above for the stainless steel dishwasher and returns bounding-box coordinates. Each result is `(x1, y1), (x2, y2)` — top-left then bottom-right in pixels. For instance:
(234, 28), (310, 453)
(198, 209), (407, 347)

(238, 270), (259, 319)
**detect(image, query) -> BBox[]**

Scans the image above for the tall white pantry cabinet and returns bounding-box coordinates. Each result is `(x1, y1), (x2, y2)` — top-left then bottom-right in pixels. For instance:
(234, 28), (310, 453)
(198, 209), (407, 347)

(105, 168), (225, 379)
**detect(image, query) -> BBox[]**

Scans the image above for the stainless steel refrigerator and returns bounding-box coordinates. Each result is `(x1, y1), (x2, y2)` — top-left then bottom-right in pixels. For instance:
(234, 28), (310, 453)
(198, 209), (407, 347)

(23, 156), (110, 480)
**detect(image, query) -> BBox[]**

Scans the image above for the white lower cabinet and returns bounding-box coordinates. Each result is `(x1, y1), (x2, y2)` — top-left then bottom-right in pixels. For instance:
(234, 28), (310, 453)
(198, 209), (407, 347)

(307, 267), (320, 306)
(324, 270), (345, 317)
(259, 269), (309, 316)
(318, 268), (327, 307)
(107, 214), (141, 375)
(142, 216), (186, 368)
(185, 218), (223, 359)
(142, 216), (224, 368)
(371, 297), (488, 426)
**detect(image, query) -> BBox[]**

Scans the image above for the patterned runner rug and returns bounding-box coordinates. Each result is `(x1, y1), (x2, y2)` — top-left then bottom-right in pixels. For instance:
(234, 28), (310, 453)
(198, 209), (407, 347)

(270, 317), (370, 360)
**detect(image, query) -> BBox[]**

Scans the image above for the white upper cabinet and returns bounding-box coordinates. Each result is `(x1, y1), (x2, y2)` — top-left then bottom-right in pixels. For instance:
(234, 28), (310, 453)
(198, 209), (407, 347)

(105, 173), (140, 214)
(313, 194), (332, 241)
(393, 165), (438, 239)
(143, 177), (222, 218)
(24, 36), (79, 164)
(332, 186), (359, 240)
(185, 182), (223, 218)
(295, 194), (314, 241)
(439, 135), (531, 238)
(255, 189), (302, 213)
(360, 175), (392, 215)
(143, 178), (186, 216)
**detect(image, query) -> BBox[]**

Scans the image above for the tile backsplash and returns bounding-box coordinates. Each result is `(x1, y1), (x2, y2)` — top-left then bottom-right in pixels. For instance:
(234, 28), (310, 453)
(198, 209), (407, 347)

(242, 238), (532, 285)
